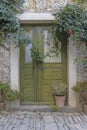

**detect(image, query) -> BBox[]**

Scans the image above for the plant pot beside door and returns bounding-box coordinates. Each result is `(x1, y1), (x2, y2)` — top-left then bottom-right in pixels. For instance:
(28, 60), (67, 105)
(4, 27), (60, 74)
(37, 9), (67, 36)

(54, 95), (66, 107)
(81, 91), (87, 113)
(0, 81), (22, 110)
(5, 90), (22, 110)
(0, 82), (9, 110)
(72, 81), (87, 113)
(52, 82), (67, 108)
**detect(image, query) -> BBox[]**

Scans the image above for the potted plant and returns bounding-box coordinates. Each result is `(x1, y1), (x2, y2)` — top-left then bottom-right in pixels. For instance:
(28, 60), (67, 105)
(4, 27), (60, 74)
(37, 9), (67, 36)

(0, 82), (22, 110)
(72, 81), (87, 113)
(4, 88), (22, 110)
(0, 82), (10, 110)
(52, 82), (67, 107)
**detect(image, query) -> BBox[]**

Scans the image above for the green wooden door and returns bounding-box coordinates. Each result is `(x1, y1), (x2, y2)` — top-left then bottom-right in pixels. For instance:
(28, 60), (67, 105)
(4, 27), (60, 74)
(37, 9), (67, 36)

(20, 26), (67, 104)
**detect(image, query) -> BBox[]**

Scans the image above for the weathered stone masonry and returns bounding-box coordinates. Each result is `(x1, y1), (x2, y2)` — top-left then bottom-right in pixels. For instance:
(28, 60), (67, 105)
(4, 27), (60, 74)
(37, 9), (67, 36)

(77, 44), (87, 82)
(0, 44), (10, 83)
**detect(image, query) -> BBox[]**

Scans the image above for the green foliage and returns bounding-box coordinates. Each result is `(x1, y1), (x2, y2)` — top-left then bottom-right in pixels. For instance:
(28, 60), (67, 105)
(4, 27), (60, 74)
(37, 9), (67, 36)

(76, 0), (85, 4)
(5, 89), (22, 101)
(72, 81), (87, 92)
(0, 82), (22, 101)
(44, 31), (61, 58)
(52, 82), (67, 96)
(50, 105), (58, 112)
(72, 81), (87, 103)
(0, 0), (32, 49)
(0, 0), (42, 64)
(0, 82), (9, 91)
(31, 43), (43, 64)
(0, 0), (24, 37)
(53, 4), (87, 46)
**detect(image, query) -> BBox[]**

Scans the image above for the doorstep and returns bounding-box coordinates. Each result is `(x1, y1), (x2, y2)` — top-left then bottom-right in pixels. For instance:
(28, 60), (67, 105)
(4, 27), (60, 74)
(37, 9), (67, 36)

(9, 104), (79, 112)
(10, 105), (51, 112)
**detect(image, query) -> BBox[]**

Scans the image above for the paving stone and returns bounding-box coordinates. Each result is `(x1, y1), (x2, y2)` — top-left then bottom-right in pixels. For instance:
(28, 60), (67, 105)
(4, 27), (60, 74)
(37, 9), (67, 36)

(75, 124), (84, 129)
(14, 120), (22, 126)
(83, 115), (87, 122)
(40, 119), (45, 130)
(72, 116), (80, 123)
(67, 116), (75, 124)
(21, 118), (30, 124)
(63, 124), (70, 130)
(55, 115), (65, 123)
(7, 125), (14, 130)
(64, 118), (71, 126)
(75, 116), (82, 122)
(35, 127), (41, 130)
(0, 111), (86, 130)
(79, 115), (85, 122)
(13, 128), (19, 130)
(29, 117), (34, 129)
(43, 115), (54, 123)
(11, 119), (19, 125)
(67, 124), (76, 130)
(69, 128), (77, 130)
(45, 123), (58, 130)
(81, 122), (87, 129)
(3, 122), (10, 130)
(35, 117), (41, 127)
(0, 116), (6, 123)
(1, 118), (8, 125)
(0, 126), (3, 130)
(57, 123), (66, 130)
(19, 125), (29, 130)
(63, 112), (74, 116)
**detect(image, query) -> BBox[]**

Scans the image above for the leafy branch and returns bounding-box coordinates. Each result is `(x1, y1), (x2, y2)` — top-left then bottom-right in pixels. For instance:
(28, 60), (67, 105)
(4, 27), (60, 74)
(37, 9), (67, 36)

(53, 4), (87, 46)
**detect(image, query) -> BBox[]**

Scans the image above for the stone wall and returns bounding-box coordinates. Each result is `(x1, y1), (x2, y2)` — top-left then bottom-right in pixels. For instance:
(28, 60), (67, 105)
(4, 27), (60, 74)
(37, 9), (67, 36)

(0, 44), (10, 83)
(77, 44), (87, 81)
(23, 0), (68, 13)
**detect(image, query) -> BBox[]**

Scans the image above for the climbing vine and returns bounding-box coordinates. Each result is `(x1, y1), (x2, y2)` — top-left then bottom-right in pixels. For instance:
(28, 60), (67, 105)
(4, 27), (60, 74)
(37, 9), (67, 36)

(53, 4), (87, 47)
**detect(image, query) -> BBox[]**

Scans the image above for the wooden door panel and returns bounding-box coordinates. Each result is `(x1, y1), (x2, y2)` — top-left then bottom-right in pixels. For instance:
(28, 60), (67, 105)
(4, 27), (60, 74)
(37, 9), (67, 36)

(43, 69), (63, 80)
(42, 83), (54, 103)
(24, 69), (33, 80)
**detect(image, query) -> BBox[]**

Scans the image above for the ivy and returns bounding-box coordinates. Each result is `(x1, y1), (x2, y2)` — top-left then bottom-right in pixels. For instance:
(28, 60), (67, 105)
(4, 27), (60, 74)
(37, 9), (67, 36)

(0, 0), (43, 64)
(53, 4), (87, 46)
(0, 0), (34, 51)
(31, 43), (43, 64)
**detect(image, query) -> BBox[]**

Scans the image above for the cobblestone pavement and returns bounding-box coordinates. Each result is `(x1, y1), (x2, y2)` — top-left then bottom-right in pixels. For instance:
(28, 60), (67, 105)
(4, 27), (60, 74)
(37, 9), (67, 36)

(0, 111), (87, 130)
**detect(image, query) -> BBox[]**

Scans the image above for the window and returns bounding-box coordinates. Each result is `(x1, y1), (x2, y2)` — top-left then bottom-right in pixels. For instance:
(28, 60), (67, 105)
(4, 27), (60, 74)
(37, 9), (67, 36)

(44, 30), (61, 63)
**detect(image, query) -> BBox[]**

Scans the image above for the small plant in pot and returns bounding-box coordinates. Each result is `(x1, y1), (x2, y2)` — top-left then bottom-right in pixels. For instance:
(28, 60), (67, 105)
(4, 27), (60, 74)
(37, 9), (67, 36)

(0, 82), (10, 110)
(52, 82), (67, 107)
(0, 82), (22, 110)
(4, 89), (22, 110)
(72, 81), (87, 113)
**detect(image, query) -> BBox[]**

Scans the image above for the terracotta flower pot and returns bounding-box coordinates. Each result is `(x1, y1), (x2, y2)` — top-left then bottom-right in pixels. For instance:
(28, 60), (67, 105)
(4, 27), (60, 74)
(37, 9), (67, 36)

(54, 95), (66, 107)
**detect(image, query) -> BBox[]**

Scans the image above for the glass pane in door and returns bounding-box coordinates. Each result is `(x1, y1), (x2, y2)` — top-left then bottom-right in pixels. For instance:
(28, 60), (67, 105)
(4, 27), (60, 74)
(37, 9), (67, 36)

(44, 30), (61, 63)
(25, 30), (32, 63)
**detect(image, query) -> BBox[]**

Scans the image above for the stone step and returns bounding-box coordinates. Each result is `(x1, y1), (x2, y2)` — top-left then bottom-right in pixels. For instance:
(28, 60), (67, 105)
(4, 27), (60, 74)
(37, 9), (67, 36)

(9, 105), (52, 112)
(9, 105), (78, 112)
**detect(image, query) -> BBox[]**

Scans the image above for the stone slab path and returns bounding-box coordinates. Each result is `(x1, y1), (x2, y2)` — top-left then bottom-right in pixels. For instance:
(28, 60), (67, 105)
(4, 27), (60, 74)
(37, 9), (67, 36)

(0, 111), (87, 130)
